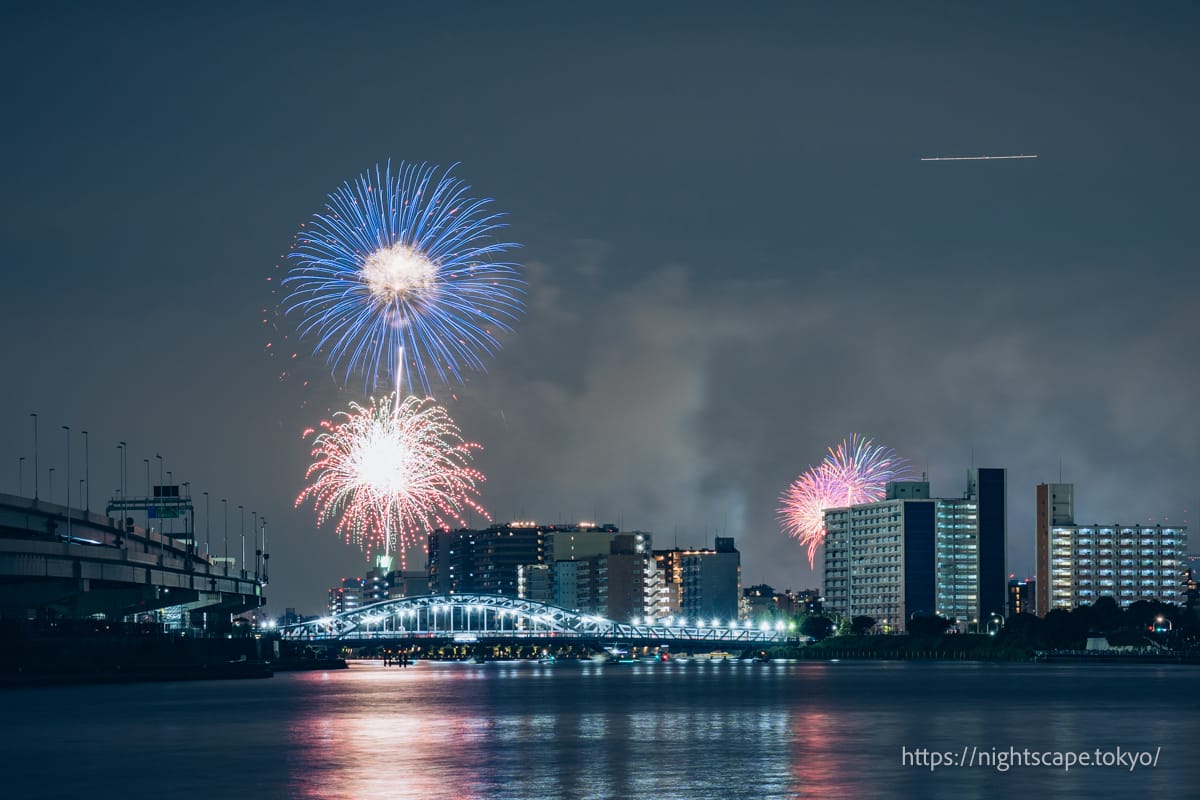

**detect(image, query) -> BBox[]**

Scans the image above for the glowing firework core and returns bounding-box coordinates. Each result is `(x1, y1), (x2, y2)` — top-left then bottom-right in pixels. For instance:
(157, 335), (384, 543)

(351, 429), (413, 496)
(296, 394), (489, 566)
(361, 242), (438, 304)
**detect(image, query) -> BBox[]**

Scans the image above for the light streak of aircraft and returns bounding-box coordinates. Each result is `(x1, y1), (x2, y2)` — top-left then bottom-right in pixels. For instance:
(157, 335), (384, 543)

(920, 154), (1038, 161)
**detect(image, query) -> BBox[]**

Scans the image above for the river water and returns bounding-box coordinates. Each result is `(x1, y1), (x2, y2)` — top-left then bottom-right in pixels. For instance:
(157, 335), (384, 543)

(3, 659), (1197, 799)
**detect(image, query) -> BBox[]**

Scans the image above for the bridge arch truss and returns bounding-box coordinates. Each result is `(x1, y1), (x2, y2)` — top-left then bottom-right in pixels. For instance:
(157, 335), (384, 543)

(282, 593), (799, 647)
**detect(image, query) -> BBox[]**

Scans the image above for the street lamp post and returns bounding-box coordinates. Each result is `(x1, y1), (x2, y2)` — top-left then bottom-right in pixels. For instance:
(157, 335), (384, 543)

(117, 441), (127, 502)
(18, 457), (24, 497)
(222, 498), (228, 571)
(182, 481), (191, 553)
(81, 430), (89, 511)
(238, 505), (245, 577)
(30, 413), (38, 501)
(143, 459), (151, 544)
(48, 468), (54, 507)
(251, 510), (259, 581)
(165, 471), (174, 541)
(62, 425), (71, 540)
(203, 492), (210, 557)
(261, 517), (268, 584)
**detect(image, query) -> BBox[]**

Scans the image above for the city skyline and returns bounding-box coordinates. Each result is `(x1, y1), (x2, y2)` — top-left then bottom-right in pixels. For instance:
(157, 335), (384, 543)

(3, 3), (1198, 613)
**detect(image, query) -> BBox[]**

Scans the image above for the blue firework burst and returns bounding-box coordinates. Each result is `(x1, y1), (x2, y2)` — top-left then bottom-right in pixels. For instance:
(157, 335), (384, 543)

(283, 162), (523, 393)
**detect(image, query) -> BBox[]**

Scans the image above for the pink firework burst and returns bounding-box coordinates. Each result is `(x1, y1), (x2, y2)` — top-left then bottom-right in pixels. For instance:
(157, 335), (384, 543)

(778, 434), (913, 567)
(296, 394), (489, 567)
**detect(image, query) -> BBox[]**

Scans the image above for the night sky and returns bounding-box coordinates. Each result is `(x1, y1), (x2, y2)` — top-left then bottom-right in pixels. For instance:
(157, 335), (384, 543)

(2, 2), (1197, 613)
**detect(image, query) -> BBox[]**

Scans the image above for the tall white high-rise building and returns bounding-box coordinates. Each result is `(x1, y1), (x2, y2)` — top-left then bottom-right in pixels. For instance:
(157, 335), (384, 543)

(823, 482), (935, 631)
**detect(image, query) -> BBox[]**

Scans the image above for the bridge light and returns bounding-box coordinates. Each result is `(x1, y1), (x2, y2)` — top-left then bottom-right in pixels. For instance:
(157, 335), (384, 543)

(678, 617), (687, 627)
(775, 621), (785, 631)
(759, 622), (770, 632)
(710, 619), (719, 628)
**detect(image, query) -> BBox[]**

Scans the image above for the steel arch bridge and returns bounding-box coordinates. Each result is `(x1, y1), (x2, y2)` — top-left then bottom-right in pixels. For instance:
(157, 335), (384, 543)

(282, 593), (800, 648)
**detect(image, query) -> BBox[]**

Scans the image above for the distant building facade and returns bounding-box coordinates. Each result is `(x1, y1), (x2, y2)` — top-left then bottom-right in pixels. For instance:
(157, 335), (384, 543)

(935, 468), (1008, 627)
(328, 567), (430, 614)
(1036, 483), (1186, 612)
(517, 563), (553, 604)
(743, 585), (821, 620)
(652, 538), (742, 623)
(679, 537), (741, 622)
(427, 523), (674, 621)
(427, 523), (548, 596)
(389, 571), (429, 599)
(823, 471), (1006, 631)
(1007, 578), (1035, 617)
(823, 481), (936, 632)
(328, 576), (364, 615)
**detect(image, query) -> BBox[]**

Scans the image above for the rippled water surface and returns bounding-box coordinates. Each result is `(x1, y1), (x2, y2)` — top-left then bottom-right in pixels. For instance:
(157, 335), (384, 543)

(4, 660), (1198, 799)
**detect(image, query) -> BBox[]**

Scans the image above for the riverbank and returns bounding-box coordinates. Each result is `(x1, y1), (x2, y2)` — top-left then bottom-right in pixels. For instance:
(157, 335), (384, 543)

(0, 625), (279, 688)
(771, 635), (1200, 664)
(787, 634), (1035, 661)
(1, 658), (273, 687)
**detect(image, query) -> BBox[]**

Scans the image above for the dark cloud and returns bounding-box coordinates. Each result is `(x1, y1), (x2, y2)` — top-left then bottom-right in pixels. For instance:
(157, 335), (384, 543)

(452, 253), (1199, 592)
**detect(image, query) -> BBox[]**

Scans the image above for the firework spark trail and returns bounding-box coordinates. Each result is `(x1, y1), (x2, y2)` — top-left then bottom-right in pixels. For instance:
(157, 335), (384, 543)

(282, 161), (523, 395)
(778, 434), (913, 567)
(296, 395), (489, 567)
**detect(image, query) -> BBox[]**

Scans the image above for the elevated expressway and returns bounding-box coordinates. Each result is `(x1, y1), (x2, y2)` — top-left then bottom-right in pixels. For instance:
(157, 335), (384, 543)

(0, 492), (263, 623)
